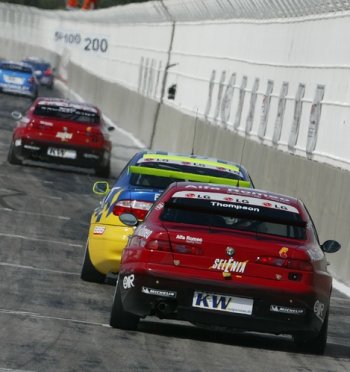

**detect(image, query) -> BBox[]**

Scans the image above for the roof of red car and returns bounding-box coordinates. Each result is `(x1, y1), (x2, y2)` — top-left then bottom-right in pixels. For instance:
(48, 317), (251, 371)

(33, 97), (99, 113)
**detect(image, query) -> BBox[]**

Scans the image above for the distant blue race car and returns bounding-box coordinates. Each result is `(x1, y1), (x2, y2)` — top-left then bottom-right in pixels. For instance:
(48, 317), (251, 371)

(0, 61), (38, 99)
(22, 57), (54, 89)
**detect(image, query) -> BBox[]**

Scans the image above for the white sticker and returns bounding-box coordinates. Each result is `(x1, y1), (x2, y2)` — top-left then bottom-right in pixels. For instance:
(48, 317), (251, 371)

(123, 274), (135, 289)
(93, 226), (106, 235)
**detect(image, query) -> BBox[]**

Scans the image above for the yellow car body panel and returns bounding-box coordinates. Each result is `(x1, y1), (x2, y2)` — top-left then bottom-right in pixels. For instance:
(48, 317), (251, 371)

(88, 222), (134, 274)
(88, 189), (132, 274)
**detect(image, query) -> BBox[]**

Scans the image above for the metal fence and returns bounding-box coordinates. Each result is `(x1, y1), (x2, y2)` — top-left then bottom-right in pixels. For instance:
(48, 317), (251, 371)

(163, 0), (350, 21)
(88, 0), (350, 23)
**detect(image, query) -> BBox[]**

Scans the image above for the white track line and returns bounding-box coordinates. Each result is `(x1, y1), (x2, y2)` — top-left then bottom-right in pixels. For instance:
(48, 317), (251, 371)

(0, 308), (110, 328)
(0, 207), (69, 220)
(333, 278), (350, 297)
(0, 262), (79, 276)
(0, 233), (82, 247)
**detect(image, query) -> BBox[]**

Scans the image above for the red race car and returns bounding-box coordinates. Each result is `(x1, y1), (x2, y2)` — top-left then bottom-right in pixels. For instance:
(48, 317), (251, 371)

(110, 182), (341, 354)
(7, 97), (114, 177)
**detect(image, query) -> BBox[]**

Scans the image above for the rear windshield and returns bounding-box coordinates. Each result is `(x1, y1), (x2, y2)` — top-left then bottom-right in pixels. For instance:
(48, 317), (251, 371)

(33, 105), (100, 124)
(24, 61), (50, 70)
(0, 63), (32, 74)
(160, 196), (306, 240)
(130, 161), (244, 189)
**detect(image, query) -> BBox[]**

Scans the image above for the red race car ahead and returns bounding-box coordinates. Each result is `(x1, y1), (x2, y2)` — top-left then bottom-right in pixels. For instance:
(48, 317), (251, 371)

(110, 182), (341, 354)
(7, 98), (114, 177)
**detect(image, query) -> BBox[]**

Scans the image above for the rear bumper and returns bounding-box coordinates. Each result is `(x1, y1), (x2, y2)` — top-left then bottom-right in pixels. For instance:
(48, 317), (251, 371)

(12, 137), (110, 169)
(0, 83), (36, 97)
(119, 268), (329, 337)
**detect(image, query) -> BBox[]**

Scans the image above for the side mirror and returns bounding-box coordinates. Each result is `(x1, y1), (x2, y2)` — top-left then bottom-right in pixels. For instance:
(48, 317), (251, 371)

(321, 240), (341, 254)
(92, 181), (110, 195)
(119, 213), (138, 227)
(11, 111), (22, 120)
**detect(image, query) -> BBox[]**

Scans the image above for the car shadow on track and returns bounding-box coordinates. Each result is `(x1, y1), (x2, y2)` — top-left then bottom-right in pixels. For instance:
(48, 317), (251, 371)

(137, 319), (350, 358)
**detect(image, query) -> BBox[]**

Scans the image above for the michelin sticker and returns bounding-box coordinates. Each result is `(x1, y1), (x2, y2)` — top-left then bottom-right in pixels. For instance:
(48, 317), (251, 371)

(141, 287), (177, 298)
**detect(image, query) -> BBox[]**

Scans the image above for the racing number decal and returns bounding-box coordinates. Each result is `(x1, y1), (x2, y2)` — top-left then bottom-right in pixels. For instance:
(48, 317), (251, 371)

(84, 38), (108, 53)
(54, 31), (108, 53)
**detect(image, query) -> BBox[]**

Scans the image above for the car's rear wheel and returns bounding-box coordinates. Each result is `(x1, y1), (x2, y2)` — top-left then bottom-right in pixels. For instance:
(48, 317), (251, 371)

(110, 277), (139, 330)
(80, 242), (106, 283)
(95, 159), (110, 178)
(293, 310), (329, 354)
(7, 143), (22, 165)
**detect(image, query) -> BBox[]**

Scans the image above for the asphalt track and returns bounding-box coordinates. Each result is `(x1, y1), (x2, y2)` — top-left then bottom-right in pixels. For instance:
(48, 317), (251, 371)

(0, 87), (349, 372)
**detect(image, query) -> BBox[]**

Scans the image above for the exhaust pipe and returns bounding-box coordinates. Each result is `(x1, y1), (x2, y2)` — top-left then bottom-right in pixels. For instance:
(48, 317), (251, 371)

(156, 301), (176, 314)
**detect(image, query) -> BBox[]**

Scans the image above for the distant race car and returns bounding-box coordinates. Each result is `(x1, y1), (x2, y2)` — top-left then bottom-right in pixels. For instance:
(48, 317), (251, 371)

(7, 97), (114, 177)
(0, 60), (38, 99)
(110, 182), (341, 354)
(81, 151), (254, 283)
(22, 57), (54, 89)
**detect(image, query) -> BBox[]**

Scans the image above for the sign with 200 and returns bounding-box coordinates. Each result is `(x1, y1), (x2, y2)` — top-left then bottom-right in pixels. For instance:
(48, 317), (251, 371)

(54, 31), (108, 53)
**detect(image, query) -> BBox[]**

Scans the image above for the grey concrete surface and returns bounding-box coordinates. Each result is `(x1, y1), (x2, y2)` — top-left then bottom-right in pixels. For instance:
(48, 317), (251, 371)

(0, 81), (349, 372)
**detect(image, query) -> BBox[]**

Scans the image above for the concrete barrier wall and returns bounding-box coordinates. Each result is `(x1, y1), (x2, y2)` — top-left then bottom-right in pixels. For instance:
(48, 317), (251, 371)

(0, 2), (349, 285)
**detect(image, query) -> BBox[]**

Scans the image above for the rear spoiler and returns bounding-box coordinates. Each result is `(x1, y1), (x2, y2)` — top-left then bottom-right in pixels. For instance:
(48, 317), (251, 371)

(129, 165), (252, 188)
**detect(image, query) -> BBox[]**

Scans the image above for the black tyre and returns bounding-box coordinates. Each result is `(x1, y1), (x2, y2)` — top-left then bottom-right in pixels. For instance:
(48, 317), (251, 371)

(95, 160), (110, 178)
(7, 143), (22, 165)
(110, 278), (139, 330)
(80, 242), (106, 283)
(294, 311), (329, 354)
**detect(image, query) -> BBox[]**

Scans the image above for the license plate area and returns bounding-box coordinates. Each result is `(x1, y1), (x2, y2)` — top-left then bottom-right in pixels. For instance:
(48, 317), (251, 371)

(47, 147), (77, 159)
(192, 291), (253, 315)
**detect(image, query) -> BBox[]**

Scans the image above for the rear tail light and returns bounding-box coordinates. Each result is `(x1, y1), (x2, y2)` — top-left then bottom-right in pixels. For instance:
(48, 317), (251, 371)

(128, 232), (171, 252)
(113, 200), (153, 220)
(44, 68), (52, 76)
(173, 244), (203, 255)
(256, 256), (313, 271)
(85, 127), (103, 143)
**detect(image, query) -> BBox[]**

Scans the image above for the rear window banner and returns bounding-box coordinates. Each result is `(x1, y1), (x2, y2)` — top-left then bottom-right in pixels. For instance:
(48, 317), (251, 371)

(272, 82), (289, 145)
(258, 79), (274, 140)
(306, 85), (325, 156)
(172, 191), (299, 214)
(288, 83), (305, 151)
(233, 75), (248, 130)
(34, 105), (99, 124)
(1, 63), (32, 73)
(245, 78), (259, 134)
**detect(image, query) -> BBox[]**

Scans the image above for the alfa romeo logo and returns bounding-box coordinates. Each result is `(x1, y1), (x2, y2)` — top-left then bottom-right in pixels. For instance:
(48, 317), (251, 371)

(226, 246), (235, 256)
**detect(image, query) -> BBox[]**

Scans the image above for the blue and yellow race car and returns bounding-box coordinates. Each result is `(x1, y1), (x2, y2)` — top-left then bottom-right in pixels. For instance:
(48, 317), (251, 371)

(81, 151), (255, 283)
